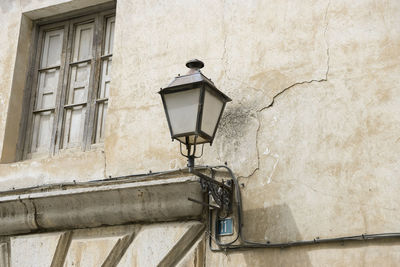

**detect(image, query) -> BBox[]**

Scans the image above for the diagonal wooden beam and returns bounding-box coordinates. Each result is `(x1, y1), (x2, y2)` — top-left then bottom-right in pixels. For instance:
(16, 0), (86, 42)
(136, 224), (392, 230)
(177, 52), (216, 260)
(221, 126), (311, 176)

(50, 231), (73, 267)
(0, 242), (10, 267)
(101, 227), (141, 267)
(158, 223), (205, 267)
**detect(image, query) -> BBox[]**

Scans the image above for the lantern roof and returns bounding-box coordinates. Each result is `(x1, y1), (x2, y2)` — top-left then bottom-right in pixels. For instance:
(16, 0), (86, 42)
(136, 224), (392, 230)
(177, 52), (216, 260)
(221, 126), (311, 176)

(159, 60), (232, 103)
(167, 71), (213, 88)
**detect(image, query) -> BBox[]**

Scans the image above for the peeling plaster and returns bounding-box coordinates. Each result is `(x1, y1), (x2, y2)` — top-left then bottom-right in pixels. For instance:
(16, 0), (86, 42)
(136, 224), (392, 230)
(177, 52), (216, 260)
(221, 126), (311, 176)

(267, 154), (279, 185)
(259, 147), (280, 185)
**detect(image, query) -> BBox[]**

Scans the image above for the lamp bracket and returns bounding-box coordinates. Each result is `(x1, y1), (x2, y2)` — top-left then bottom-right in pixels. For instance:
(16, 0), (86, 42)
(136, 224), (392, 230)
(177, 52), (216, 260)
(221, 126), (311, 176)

(187, 197), (221, 210)
(188, 158), (233, 218)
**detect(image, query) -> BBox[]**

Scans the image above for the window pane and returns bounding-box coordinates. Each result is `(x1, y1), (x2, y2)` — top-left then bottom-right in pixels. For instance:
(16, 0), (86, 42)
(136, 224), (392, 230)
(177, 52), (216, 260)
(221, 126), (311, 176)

(73, 22), (94, 61)
(68, 63), (90, 104)
(36, 69), (59, 109)
(31, 111), (54, 153)
(40, 29), (63, 68)
(95, 102), (108, 142)
(63, 106), (87, 148)
(98, 59), (111, 99)
(104, 16), (115, 55)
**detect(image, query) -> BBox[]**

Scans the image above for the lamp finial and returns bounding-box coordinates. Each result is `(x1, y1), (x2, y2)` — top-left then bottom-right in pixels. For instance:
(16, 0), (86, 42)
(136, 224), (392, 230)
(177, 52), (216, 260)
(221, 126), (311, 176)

(186, 59), (204, 71)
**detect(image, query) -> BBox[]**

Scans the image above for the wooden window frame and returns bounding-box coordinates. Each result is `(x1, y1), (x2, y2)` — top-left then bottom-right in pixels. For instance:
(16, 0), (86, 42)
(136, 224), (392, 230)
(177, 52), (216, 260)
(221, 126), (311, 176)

(21, 5), (115, 160)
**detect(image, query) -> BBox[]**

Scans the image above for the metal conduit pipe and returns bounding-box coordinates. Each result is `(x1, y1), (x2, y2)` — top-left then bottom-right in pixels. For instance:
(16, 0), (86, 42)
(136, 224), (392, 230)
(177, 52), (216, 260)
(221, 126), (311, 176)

(205, 165), (400, 251)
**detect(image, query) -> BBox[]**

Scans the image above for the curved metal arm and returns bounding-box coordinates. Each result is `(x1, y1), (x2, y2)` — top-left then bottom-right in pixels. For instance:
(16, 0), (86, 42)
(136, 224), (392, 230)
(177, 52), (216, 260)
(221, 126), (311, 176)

(188, 158), (233, 218)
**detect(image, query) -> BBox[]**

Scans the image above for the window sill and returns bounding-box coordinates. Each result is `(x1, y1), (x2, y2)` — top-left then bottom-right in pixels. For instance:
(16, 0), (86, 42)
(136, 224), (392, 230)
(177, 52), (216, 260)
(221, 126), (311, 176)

(24, 142), (105, 161)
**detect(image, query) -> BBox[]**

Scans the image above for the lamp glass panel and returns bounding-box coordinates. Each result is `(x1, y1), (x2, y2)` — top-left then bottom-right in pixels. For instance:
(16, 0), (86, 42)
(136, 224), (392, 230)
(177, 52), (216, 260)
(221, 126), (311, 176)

(164, 88), (201, 135)
(201, 89), (224, 136)
(177, 135), (207, 145)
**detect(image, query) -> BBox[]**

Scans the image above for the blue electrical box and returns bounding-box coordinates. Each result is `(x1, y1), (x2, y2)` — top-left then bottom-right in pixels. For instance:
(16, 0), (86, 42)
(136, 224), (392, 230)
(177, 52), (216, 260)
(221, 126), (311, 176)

(218, 218), (233, 236)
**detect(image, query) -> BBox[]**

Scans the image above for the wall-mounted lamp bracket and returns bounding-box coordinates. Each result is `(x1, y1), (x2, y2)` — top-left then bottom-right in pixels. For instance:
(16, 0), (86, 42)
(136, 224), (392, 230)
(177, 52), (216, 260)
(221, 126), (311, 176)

(187, 155), (233, 218)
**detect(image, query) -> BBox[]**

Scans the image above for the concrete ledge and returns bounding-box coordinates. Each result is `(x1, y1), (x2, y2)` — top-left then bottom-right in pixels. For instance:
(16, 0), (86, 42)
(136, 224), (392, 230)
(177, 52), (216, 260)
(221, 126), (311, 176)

(0, 176), (204, 236)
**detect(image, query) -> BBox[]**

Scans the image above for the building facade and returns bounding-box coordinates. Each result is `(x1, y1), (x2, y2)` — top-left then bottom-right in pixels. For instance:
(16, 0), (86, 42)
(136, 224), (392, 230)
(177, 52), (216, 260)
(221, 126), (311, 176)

(0, 0), (399, 266)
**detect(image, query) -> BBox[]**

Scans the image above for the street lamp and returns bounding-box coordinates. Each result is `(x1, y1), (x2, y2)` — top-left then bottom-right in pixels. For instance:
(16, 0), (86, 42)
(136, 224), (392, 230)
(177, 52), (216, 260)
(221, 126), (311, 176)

(159, 59), (233, 216)
(159, 59), (231, 165)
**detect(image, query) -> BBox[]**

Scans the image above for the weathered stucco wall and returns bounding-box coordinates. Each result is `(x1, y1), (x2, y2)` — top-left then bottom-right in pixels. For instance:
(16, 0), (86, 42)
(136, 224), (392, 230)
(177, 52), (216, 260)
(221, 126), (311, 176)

(0, 0), (399, 266)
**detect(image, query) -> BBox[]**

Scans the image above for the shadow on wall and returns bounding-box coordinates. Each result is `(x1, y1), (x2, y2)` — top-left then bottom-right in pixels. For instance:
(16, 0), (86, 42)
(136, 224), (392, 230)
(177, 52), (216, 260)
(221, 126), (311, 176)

(241, 204), (312, 266)
(236, 205), (400, 266)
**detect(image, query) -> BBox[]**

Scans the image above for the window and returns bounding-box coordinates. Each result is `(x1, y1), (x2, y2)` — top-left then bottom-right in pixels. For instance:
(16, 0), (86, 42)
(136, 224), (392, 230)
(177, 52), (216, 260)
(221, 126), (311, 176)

(23, 10), (115, 158)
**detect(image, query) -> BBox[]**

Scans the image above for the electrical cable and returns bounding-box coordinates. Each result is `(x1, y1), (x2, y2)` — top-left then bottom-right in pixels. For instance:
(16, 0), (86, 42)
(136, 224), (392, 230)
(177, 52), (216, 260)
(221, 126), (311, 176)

(203, 165), (400, 251)
(0, 167), (210, 195)
(2, 163), (400, 251)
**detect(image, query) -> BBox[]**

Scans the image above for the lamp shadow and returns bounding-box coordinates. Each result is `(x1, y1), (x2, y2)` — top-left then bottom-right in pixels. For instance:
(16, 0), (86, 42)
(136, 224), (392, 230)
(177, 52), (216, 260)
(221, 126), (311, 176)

(239, 204), (312, 267)
(229, 204), (400, 266)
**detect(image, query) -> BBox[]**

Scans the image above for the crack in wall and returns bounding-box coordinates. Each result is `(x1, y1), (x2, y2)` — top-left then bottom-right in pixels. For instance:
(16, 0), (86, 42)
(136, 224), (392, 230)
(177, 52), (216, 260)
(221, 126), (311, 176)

(241, 0), (331, 180)
(219, 1), (331, 180)
(258, 0), (331, 111)
(237, 114), (260, 181)
(359, 203), (369, 233)
(221, 0), (230, 83)
(103, 150), (107, 178)
(257, 70), (329, 113)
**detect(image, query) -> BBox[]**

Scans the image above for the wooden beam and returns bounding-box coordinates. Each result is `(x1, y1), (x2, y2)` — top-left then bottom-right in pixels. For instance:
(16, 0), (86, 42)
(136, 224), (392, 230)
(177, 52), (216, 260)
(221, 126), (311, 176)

(158, 223), (205, 267)
(50, 231), (73, 267)
(101, 227), (140, 267)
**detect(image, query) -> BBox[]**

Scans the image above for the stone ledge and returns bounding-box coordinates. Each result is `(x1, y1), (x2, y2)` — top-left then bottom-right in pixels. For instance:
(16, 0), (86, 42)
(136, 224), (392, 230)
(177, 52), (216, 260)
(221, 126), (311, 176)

(0, 176), (204, 236)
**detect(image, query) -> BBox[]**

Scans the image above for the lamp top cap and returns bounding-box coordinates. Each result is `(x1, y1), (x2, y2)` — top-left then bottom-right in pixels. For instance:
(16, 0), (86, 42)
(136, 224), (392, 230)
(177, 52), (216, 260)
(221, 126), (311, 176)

(186, 59), (204, 70)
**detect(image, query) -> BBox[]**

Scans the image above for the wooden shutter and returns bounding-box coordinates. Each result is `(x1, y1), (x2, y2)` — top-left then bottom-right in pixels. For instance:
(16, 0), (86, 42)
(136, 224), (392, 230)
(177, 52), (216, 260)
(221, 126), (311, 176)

(31, 28), (64, 153)
(62, 21), (94, 148)
(95, 15), (115, 143)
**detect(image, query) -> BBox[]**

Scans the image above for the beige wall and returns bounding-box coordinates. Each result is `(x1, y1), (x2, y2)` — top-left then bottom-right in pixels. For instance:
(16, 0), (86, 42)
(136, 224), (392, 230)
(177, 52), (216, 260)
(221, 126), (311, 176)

(0, 0), (399, 265)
